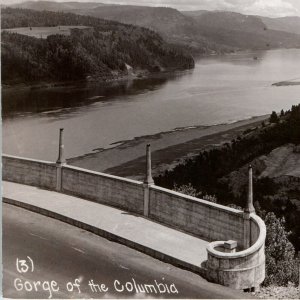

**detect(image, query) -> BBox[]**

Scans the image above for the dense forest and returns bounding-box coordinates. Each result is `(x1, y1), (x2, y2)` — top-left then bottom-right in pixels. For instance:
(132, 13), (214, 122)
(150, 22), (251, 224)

(156, 104), (300, 250)
(1, 8), (194, 84)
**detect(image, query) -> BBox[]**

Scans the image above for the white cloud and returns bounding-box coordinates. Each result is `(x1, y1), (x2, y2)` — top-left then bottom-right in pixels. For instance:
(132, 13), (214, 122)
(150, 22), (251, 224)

(243, 0), (299, 16)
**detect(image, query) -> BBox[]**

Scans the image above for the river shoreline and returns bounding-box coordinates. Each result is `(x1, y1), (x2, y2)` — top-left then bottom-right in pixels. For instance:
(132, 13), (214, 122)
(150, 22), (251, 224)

(69, 114), (269, 180)
(2, 68), (194, 92)
(2, 49), (263, 92)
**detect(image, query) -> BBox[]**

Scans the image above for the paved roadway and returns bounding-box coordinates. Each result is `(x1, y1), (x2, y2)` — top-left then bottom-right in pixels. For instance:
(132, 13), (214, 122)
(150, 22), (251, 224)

(3, 204), (250, 299)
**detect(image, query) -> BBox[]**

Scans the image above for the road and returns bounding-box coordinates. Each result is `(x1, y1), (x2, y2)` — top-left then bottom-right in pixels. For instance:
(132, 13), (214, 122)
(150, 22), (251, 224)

(3, 204), (250, 299)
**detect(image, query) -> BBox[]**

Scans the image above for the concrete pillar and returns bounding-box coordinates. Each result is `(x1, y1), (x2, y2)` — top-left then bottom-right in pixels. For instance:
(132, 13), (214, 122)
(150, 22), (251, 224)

(243, 165), (255, 249)
(56, 128), (66, 165)
(245, 165), (255, 214)
(56, 128), (66, 191)
(144, 144), (154, 185)
(143, 144), (154, 217)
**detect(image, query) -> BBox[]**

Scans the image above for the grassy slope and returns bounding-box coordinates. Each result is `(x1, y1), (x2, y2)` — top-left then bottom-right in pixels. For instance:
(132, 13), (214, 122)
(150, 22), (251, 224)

(3, 25), (91, 38)
(155, 105), (300, 250)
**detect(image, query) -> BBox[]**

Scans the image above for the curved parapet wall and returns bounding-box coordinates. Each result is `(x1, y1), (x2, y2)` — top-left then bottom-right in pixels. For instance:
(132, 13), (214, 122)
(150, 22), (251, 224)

(149, 185), (245, 246)
(2, 155), (246, 246)
(206, 214), (266, 290)
(2, 154), (266, 289)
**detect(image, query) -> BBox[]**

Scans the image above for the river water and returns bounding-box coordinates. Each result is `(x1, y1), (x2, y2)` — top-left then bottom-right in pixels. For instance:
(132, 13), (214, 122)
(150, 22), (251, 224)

(3, 49), (300, 161)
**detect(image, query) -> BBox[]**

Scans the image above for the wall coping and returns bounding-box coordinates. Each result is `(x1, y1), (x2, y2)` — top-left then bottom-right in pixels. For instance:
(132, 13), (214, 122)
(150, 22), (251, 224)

(3, 153), (55, 165)
(207, 213), (266, 259)
(62, 164), (143, 186)
(150, 185), (243, 216)
(3, 154), (246, 216)
(2, 154), (143, 186)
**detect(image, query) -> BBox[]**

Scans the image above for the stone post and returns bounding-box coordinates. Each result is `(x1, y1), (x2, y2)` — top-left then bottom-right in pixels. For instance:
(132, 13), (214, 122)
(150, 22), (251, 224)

(56, 128), (66, 191)
(144, 144), (154, 185)
(243, 165), (255, 249)
(143, 144), (154, 217)
(56, 128), (66, 165)
(245, 165), (255, 214)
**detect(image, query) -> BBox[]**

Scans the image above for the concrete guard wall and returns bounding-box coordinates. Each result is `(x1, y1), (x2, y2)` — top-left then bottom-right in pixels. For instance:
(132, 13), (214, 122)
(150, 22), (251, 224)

(206, 214), (266, 290)
(2, 155), (144, 214)
(2, 155), (57, 190)
(61, 165), (144, 214)
(149, 185), (245, 246)
(148, 185), (266, 290)
(2, 154), (266, 289)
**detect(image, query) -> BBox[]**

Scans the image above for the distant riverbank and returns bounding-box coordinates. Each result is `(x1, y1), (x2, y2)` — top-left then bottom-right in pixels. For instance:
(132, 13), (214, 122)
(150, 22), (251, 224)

(2, 68), (192, 92)
(69, 115), (269, 180)
(2, 74), (138, 91)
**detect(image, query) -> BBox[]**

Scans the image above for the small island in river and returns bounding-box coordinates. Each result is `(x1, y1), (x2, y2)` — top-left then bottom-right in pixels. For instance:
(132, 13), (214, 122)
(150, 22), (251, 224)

(272, 80), (300, 86)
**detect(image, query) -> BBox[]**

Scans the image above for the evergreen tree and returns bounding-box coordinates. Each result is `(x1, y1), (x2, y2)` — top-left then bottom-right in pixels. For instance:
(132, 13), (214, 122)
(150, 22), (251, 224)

(269, 111), (279, 123)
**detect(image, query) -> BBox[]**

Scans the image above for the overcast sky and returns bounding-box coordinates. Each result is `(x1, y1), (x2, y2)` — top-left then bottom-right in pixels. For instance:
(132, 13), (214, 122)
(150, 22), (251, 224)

(2, 0), (300, 17)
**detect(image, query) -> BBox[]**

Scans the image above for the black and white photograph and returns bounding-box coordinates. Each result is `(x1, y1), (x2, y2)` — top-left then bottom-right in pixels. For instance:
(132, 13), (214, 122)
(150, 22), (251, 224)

(1, 0), (300, 298)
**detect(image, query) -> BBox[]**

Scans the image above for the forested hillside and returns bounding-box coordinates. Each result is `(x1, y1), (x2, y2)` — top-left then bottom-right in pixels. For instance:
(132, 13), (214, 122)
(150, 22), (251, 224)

(1, 8), (194, 84)
(7, 2), (234, 55)
(156, 104), (300, 250)
(66, 5), (233, 54)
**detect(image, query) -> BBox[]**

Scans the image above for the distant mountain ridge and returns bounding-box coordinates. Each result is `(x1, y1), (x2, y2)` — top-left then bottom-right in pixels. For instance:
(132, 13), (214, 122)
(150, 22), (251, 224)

(260, 16), (300, 35)
(7, 2), (232, 54)
(7, 1), (300, 53)
(188, 11), (267, 32)
(70, 5), (225, 54)
(9, 1), (107, 11)
(184, 10), (300, 35)
(185, 11), (300, 50)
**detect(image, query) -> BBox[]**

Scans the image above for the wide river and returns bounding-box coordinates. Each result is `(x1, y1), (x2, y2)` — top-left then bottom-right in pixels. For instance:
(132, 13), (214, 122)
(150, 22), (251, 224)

(3, 49), (300, 161)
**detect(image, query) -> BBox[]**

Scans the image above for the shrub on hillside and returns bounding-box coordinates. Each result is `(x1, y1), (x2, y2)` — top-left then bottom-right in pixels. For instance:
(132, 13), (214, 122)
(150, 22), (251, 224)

(264, 212), (298, 286)
(173, 183), (217, 202)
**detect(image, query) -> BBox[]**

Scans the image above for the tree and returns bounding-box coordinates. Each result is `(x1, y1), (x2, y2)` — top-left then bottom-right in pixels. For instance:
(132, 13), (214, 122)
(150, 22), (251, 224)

(269, 111), (279, 123)
(264, 212), (298, 286)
